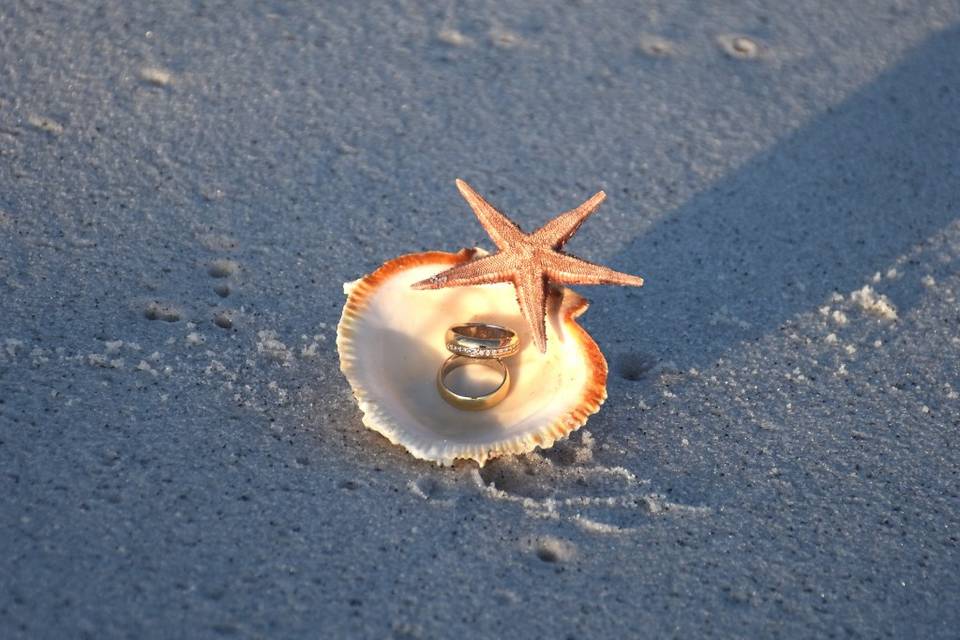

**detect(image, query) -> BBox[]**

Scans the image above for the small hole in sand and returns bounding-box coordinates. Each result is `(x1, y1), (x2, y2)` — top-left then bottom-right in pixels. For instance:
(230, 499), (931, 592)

(437, 28), (472, 47)
(638, 35), (674, 57)
(534, 537), (574, 563)
(208, 259), (238, 278)
(27, 114), (64, 135)
(732, 37), (756, 55)
(213, 313), (233, 330)
(214, 284), (231, 298)
(139, 67), (173, 87)
(144, 302), (181, 322)
(339, 480), (359, 490)
(490, 28), (522, 48)
(616, 352), (656, 381)
(536, 546), (558, 562)
(719, 35), (759, 59)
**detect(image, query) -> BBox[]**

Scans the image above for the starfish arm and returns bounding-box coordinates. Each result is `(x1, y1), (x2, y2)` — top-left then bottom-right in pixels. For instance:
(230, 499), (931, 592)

(513, 270), (550, 353)
(410, 254), (516, 290)
(456, 179), (525, 250)
(545, 252), (645, 287)
(531, 191), (606, 249)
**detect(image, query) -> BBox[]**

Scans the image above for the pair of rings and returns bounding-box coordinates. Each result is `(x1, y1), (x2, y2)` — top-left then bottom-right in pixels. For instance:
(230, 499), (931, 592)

(437, 323), (519, 411)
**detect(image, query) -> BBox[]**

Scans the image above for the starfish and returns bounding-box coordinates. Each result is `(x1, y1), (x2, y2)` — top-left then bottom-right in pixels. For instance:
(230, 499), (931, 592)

(412, 179), (644, 353)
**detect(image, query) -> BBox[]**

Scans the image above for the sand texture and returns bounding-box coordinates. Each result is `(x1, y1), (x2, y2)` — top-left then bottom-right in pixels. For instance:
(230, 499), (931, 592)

(2, 1), (959, 637)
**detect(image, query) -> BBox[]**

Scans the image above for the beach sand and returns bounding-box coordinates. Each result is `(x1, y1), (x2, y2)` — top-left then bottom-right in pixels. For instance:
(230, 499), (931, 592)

(2, 1), (959, 637)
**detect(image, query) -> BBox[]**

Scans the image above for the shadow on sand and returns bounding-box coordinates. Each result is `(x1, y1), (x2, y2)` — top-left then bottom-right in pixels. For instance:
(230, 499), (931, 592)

(586, 27), (960, 374)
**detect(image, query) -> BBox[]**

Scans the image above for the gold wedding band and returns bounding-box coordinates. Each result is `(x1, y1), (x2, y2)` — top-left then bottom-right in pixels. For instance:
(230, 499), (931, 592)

(436, 355), (510, 411)
(437, 323), (519, 411)
(445, 323), (520, 359)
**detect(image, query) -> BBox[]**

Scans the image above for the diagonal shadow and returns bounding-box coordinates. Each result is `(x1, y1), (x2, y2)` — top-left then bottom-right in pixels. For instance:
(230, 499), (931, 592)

(587, 26), (960, 373)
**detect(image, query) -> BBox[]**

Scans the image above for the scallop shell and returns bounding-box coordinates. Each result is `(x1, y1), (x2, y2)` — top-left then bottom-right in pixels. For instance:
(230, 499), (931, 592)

(336, 249), (607, 466)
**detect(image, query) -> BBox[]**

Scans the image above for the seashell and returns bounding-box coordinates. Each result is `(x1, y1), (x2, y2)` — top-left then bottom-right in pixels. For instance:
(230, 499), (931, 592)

(336, 249), (608, 466)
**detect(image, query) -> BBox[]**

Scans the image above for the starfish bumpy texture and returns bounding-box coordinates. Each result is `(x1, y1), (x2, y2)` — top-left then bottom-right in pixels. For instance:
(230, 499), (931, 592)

(412, 179), (644, 353)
